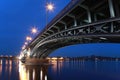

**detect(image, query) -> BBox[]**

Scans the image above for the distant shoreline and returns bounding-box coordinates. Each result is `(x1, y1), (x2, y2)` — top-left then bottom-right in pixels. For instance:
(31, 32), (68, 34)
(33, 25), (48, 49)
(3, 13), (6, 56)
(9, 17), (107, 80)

(48, 55), (120, 61)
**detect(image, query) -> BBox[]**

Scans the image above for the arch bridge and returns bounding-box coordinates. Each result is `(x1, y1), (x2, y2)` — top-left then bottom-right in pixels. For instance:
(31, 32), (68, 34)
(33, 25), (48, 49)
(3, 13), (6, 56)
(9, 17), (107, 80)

(22, 0), (120, 58)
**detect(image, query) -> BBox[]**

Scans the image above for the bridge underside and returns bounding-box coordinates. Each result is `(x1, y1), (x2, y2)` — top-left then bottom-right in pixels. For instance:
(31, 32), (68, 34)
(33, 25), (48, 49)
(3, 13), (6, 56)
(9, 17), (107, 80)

(25, 0), (120, 58)
(31, 34), (120, 58)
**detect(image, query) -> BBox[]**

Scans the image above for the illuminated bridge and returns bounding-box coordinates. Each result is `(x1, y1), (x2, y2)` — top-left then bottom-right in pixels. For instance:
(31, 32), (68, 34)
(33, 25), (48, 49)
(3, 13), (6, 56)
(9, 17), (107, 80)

(22, 0), (120, 58)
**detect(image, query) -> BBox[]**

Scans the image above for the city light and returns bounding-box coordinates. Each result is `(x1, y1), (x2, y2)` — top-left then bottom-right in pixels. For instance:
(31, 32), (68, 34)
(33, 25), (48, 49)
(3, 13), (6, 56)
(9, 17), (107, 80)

(26, 36), (32, 41)
(46, 3), (54, 11)
(31, 27), (37, 34)
(24, 42), (28, 45)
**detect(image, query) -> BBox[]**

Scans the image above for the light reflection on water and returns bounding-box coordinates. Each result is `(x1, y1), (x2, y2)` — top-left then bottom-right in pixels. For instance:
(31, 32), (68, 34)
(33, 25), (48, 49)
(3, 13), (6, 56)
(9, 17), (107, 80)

(0, 59), (120, 80)
(19, 61), (48, 80)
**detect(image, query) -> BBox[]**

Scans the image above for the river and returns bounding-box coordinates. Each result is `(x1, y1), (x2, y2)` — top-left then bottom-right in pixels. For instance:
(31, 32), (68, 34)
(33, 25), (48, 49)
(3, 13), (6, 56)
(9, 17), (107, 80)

(0, 59), (120, 80)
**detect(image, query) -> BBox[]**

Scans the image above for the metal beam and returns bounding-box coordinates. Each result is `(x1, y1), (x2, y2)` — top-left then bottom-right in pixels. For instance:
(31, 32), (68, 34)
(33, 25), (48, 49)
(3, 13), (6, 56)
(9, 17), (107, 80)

(59, 21), (67, 29)
(44, 32), (50, 36)
(113, 0), (120, 17)
(67, 14), (75, 18)
(59, 21), (68, 29)
(94, 13), (105, 22)
(88, 10), (92, 23)
(59, 21), (66, 25)
(41, 35), (46, 38)
(79, 4), (92, 23)
(67, 14), (77, 26)
(110, 22), (114, 33)
(48, 30), (54, 33)
(108, 0), (115, 17)
(54, 26), (60, 32)
(78, 4), (88, 10)
(91, 1), (105, 10)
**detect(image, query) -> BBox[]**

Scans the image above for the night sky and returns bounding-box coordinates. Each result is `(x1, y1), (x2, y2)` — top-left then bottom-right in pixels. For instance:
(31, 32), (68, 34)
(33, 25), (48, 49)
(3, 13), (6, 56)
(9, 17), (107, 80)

(0, 0), (120, 57)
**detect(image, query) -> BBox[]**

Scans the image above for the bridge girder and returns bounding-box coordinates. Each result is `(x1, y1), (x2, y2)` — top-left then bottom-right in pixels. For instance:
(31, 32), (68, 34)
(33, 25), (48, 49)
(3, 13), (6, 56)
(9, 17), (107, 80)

(31, 33), (120, 58)
(27, 0), (120, 58)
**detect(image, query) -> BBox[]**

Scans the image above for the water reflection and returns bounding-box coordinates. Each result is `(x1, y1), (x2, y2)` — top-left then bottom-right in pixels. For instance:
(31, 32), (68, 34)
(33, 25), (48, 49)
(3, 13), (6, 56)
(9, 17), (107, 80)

(19, 61), (48, 80)
(48, 60), (120, 80)
(0, 59), (120, 80)
(49, 60), (64, 73)
(19, 61), (27, 80)
(0, 59), (2, 77)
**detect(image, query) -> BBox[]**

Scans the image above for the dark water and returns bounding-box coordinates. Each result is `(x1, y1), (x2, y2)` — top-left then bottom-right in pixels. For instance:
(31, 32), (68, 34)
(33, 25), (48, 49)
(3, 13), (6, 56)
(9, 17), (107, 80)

(0, 59), (120, 80)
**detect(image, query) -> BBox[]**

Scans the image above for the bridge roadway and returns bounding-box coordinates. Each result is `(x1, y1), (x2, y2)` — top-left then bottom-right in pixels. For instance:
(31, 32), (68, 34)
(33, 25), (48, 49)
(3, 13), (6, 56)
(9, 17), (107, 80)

(22, 0), (120, 58)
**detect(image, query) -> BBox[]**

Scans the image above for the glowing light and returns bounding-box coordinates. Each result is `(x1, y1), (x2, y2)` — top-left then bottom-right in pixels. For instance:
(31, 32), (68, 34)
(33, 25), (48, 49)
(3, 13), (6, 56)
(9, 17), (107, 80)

(100, 37), (107, 40)
(31, 27), (37, 34)
(6, 60), (8, 65)
(0, 60), (2, 64)
(46, 57), (51, 60)
(59, 57), (64, 60)
(24, 42), (28, 45)
(19, 62), (27, 80)
(0, 60), (2, 74)
(19, 53), (24, 60)
(9, 60), (12, 65)
(45, 75), (47, 80)
(27, 48), (31, 57)
(19, 55), (22, 60)
(51, 57), (57, 60)
(51, 60), (57, 72)
(26, 36), (32, 41)
(9, 60), (12, 74)
(22, 45), (26, 50)
(46, 3), (54, 11)
(40, 70), (43, 80)
(33, 69), (35, 80)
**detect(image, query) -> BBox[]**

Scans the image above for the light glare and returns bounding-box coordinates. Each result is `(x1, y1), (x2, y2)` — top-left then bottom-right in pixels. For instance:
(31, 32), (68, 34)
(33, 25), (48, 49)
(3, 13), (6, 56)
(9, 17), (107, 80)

(26, 36), (32, 41)
(24, 42), (28, 45)
(46, 3), (54, 11)
(31, 28), (37, 34)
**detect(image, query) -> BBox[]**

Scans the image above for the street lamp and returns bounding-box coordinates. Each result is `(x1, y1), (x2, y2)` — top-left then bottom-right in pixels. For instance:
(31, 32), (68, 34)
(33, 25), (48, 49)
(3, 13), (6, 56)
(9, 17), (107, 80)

(45, 1), (55, 25)
(46, 3), (54, 11)
(24, 42), (28, 45)
(26, 36), (32, 41)
(31, 27), (38, 34)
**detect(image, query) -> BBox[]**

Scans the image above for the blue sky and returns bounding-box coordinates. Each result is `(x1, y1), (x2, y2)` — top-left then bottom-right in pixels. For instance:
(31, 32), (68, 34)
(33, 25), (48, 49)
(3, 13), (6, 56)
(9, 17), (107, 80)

(50, 43), (120, 57)
(0, 0), (70, 55)
(0, 0), (120, 57)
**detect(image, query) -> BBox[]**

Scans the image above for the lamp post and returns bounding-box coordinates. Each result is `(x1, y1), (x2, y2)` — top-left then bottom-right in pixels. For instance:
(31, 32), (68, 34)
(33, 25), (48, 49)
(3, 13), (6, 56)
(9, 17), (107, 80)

(45, 0), (54, 26)
(26, 36), (32, 44)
